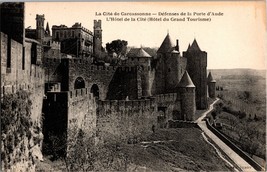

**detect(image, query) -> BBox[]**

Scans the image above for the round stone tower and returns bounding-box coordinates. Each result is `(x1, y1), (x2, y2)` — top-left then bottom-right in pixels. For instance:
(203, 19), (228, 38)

(207, 72), (216, 98)
(138, 48), (152, 97)
(178, 71), (196, 121)
(183, 39), (207, 110)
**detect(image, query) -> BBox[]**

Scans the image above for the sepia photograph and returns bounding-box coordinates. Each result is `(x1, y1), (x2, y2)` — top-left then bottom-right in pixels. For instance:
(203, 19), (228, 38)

(1, 1), (266, 171)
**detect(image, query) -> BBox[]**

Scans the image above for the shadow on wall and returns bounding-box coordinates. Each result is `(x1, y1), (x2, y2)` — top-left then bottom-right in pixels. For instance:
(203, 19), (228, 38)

(74, 77), (85, 89)
(106, 67), (138, 100)
(90, 84), (99, 98)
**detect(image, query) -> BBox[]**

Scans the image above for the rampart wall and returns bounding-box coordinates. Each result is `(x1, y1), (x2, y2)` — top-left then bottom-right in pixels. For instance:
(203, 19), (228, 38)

(65, 58), (118, 100)
(97, 98), (157, 143)
(154, 93), (182, 122)
(1, 31), (44, 171)
(1, 32), (44, 122)
(67, 88), (97, 137)
(206, 119), (264, 171)
(155, 93), (178, 105)
(168, 119), (199, 128)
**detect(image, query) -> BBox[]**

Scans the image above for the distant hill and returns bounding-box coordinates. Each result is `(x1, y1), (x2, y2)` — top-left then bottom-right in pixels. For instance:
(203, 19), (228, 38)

(209, 69), (266, 80)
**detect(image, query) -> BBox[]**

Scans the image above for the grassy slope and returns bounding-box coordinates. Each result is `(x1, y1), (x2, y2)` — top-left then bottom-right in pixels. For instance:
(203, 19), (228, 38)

(123, 128), (232, 171)
(37, 128), (233, 171)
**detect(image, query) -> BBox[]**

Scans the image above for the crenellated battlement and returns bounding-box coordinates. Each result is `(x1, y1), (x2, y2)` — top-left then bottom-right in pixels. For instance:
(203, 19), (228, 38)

(122, 59), (152, 71)
(155, 93), (178, 103)
(97, 97), (158, 142)
(81, 27), (93, 35)
(117, 66), (137, 72)
(68, 87), (94, 100)
(45, 57), (153, 73)
(98, 98), (156, 112)
(44, 57), (62, 64)
(66, 58), (147, 72)
(88, 65), (117, 71)
(2, 83), (31, 96)
(94, 20), (101, 28)
(49, 40), (61, 47)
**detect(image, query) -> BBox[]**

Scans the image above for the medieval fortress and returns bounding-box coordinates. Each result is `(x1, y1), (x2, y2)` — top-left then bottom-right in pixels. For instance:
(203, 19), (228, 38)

(1, 3), (216, 170)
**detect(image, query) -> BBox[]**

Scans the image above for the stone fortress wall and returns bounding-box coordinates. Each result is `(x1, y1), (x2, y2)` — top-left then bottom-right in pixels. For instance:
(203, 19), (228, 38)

(1, 3), (217, 171)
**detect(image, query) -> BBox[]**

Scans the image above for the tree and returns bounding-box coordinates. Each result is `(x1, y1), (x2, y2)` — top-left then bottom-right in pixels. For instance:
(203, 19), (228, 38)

(211, 111), (217, 120)
(106, 39), (128, 58)
(65, 128), (96, 172)
(43, 121), (96, 172)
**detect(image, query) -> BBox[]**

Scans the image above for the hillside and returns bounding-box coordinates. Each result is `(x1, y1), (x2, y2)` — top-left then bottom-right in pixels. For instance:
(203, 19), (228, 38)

(207, 68), (266, 163)
(209, 68), (266, 80)
(37, 128), (236, 171)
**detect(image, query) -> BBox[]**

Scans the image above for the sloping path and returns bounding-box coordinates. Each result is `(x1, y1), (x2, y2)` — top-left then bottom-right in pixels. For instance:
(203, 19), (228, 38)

(196, 98), (257, 172)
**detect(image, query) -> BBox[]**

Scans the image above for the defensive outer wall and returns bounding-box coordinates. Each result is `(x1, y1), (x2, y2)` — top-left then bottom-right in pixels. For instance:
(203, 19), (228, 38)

(97, 98), (157, 143)
(1, 31), (44, 171)
(44, 58), (153, 101)
(44, 85), (181, 146)
(43, 88), (97, 149)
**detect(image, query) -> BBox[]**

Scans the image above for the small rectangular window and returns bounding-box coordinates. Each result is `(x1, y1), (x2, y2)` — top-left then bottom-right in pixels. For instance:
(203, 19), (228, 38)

(72, 31), (75, 37)
(56, 31), (59, 39)
(7, 37), (11, 69)
(22, 47), (25, 70)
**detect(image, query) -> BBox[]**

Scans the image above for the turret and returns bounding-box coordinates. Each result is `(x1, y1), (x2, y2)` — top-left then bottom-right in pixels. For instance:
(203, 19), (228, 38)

(45, 22), (50, 36)
(207, 72), (216, 98)
(178, 71), (196, 121)
(165, 49), (181, 91)
(36, 14), (45, 42)
(93, 20), (102, 57)
(138, 48), (152, 97)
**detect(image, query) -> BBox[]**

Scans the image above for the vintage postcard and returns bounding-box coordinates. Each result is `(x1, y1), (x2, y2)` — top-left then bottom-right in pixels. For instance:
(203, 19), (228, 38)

(1, 1), (266, 171)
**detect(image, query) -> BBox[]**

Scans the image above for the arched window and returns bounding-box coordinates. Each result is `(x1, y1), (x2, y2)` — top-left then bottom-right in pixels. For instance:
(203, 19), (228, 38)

(90, 84), (99, 98)
(74, 77), (85, 89)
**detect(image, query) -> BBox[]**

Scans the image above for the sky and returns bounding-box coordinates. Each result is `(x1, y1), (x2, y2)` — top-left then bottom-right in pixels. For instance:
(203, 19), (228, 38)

(25, 1), (266, 69)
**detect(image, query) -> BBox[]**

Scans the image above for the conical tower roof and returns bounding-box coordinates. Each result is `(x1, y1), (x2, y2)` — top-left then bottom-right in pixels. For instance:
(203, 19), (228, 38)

(136, 47), (151, 58)
(188, 39), (201, 51)
(45, 22), (50, 35)
(157, 33), (175, 53)
(178, 71), (195, 88)
(207, 72), (216, 82)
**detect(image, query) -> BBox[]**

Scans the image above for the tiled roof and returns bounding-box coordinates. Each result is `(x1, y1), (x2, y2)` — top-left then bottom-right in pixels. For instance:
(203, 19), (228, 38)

(127, 48), (151, 58)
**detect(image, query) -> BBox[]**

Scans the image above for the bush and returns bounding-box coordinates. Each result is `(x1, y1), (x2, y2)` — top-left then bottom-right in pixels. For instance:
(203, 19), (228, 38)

(1, 90), (33, 170)
(211, 111), (217, 119)
(1, 91), (32, 134)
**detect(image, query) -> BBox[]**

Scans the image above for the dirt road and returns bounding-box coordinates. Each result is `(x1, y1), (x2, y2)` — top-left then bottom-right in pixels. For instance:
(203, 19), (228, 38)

(196, 98), (257, 172)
